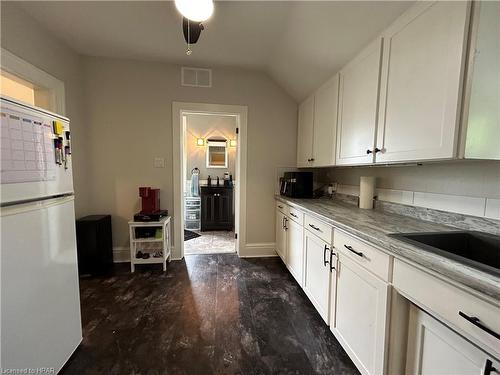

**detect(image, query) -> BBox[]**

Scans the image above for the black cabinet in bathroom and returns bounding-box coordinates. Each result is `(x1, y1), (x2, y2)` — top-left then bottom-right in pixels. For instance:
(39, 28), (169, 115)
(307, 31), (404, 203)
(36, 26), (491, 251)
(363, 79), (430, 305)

(200, 186), (233, 231)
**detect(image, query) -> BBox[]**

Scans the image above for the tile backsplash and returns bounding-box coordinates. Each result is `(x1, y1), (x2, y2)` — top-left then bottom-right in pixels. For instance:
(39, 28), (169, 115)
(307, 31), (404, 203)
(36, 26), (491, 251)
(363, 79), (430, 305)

(335, 183), (500, 221)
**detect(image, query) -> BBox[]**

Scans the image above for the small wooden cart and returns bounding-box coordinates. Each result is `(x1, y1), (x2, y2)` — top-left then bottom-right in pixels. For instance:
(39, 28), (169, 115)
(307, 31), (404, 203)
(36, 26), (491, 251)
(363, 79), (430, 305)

(128, 216), (171, 272)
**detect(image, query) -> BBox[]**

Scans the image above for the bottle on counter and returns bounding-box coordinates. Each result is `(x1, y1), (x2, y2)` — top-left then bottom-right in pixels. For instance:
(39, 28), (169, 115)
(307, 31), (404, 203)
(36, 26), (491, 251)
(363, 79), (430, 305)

(207, 175), (211, 186)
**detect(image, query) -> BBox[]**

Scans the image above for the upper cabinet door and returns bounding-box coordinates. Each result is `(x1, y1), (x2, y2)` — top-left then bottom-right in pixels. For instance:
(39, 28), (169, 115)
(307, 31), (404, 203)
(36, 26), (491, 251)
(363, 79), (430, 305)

(462, 1), (500, 160)
(376, 1), (470, 163)
(336, 39), (382, 165)
(312, 74), (339, 167)
(297, 95), (315, 167)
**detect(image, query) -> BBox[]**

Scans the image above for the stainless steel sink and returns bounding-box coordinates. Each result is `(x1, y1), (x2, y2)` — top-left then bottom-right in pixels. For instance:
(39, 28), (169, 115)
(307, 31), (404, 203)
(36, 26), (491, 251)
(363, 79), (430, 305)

(389, 231), (500, 276)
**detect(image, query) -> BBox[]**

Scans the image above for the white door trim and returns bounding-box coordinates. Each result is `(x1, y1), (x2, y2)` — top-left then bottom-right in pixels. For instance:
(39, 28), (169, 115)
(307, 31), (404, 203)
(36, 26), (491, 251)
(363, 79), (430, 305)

(172, 101), (248, 259)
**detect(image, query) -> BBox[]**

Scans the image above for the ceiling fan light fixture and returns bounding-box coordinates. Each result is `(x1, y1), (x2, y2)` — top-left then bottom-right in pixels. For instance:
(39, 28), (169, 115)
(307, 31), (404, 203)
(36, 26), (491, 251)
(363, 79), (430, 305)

(175, 0), (214, 22)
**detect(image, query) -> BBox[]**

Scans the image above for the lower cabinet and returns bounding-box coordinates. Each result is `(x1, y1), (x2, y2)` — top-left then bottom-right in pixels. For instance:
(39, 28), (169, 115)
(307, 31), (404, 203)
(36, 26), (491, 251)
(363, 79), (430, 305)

(200, 186), (233, 231)
(286, 218), (304, 287)
(275, 208), (287, 262)
(275, 200), (498, 375)
(333, 254), (389, 375)
(406, 304), (500, 375)
(303, 229), (332, 323)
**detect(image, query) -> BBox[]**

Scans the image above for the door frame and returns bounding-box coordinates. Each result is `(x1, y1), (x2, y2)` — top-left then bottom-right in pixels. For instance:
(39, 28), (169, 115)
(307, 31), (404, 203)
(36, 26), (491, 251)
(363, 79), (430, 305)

(172, 102), (248, 259)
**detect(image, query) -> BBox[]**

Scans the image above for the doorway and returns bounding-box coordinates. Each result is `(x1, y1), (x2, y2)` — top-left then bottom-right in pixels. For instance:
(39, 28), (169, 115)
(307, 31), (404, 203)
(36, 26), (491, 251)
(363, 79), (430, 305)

(172, 102), (248, 259)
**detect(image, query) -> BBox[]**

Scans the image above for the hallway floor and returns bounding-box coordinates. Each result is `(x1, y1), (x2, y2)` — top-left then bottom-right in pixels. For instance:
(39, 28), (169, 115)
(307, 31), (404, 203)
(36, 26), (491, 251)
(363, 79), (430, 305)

(184, 230), (236, 255)
(62, 254), (359, 375)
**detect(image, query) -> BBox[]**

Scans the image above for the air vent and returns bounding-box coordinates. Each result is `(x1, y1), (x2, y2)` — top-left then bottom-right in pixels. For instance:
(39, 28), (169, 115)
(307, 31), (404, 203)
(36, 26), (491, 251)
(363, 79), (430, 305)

(181, 67), (212, 88)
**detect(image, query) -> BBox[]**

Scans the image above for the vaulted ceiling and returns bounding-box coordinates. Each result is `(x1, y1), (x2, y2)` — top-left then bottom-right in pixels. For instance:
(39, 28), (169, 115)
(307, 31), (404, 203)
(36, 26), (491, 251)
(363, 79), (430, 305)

(14, 1), (412, 101)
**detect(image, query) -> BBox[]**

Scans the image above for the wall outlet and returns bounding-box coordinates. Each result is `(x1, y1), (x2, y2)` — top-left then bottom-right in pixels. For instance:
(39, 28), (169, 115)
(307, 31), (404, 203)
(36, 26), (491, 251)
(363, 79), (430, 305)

(154, 157), (165, 168)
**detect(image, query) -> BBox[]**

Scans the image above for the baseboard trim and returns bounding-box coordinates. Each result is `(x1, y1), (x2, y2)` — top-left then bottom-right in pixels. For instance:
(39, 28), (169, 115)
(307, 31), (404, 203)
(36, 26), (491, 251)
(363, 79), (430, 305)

(240, 242), (277, 258)
(114, 243), (277, 262)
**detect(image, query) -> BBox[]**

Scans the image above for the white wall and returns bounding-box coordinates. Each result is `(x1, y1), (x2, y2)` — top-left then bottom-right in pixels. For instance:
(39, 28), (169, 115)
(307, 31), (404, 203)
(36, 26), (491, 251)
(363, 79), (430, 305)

(185, 113), (236, 182)
(82, 56), (297, 257)
(0, 2), (89, 216)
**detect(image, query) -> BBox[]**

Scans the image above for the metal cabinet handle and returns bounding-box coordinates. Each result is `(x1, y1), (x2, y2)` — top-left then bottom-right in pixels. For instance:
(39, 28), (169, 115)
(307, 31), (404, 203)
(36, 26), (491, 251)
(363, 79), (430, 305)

(284, 218), (288, 231)
(278, 205), (283, 209)
(310, 158), (315, 162)
(329, 246), (336, 272)
(344, 244), (363, 257)
(309, 224), (321, 231)
(484, 359), (497, 375)
(374, 147), (381, 153)
(459, 311), (500, 340)
(366, 149), (373, 154)
(323, 245), (330, 266)
(290, 212), (298, 218)
(282, 217), (286, 229)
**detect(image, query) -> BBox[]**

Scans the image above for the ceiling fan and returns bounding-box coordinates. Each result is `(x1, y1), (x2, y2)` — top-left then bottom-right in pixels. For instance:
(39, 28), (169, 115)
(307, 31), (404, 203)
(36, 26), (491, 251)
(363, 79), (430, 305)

(175, 0), (214, 55)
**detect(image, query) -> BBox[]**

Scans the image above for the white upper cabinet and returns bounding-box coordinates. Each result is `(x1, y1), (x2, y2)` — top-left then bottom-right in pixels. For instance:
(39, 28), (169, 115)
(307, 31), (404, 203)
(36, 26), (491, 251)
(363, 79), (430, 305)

(336, 39), (383, 165)
(312, 74), (339, 167)
(297, 95), (315, 167)
(297, 75), (339, 168)
(462, 1), (500, 160)
(376, 1), (470, 163)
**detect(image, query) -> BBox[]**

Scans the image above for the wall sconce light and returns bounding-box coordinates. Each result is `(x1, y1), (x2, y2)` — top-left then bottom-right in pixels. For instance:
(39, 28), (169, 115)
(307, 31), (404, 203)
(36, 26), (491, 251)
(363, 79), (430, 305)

(196, 138), (205, 146)
(229, 139), (237, 147)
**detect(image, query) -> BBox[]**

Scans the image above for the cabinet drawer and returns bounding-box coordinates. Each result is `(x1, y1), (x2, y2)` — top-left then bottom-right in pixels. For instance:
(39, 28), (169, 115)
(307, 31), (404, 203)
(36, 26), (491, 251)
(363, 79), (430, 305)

(304, 214), (332, 244)
(276, 201), (288, 215)
(288, 206), (304, 225)
(394, 259), (500, 357)
(334, 229), (391, 281)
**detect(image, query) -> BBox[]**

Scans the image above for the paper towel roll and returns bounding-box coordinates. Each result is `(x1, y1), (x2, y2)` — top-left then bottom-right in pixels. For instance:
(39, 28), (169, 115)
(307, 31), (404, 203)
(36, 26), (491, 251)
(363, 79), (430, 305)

(359, 176), (376, 209)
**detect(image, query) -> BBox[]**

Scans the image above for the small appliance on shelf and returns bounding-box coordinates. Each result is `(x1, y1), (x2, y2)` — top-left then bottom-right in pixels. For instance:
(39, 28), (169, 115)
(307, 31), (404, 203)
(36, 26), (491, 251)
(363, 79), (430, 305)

(280, 172), (313, 198)
(133, 187), (168, 222)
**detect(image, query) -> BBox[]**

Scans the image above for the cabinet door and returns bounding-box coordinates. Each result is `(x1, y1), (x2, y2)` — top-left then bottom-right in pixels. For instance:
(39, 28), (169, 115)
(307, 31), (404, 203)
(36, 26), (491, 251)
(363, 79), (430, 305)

(334, 255), (389, 375)
(217, 192), (233, 230)
(303, 230), (331, 323)
(406, 304), (500, 375)
(336, 39), (382, 165)
(312, 74), (339, 167)
(463, 1), (500, 160)
(275, 209), (287, 262)
(286, 218), (304, 287)
(297, 95), (315, 167)
(329, 252), (338, 329)
(376, 1), (470, 163)
(201, 194), (214, 230)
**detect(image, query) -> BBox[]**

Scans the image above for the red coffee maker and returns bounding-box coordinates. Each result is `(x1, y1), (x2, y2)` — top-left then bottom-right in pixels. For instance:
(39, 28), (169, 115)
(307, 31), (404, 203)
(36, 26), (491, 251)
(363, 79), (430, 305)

(134, 187), (168, 222)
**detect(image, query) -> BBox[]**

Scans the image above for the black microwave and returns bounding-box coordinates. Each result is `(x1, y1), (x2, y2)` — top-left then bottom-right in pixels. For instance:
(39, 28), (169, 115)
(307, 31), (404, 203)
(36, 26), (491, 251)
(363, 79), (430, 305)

(280, 172), (313, 198)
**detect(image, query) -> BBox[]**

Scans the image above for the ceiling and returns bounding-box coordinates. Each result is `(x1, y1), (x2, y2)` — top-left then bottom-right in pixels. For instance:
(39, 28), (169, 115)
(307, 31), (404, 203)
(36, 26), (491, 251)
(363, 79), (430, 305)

(14, 1), (413, 101)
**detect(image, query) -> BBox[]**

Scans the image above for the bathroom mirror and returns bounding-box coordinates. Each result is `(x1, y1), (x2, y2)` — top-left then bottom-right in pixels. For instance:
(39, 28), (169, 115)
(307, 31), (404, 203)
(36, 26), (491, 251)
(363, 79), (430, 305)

(206, 140), (228, 168)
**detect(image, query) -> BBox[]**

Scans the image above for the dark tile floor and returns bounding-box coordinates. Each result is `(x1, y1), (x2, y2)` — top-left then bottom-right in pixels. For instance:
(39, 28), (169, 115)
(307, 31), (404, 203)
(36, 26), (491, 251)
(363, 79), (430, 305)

(62, 254), (359, 375)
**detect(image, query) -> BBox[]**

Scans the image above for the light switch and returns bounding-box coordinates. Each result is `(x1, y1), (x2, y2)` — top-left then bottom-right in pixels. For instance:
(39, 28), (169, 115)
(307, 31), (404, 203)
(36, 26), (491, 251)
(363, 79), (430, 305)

(154, 157), (165, 168)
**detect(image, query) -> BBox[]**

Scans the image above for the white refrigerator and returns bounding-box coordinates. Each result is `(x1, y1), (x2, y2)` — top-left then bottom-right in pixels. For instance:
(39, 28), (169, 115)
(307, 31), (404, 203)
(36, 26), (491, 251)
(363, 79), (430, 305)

(0, 97), (82, 372)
